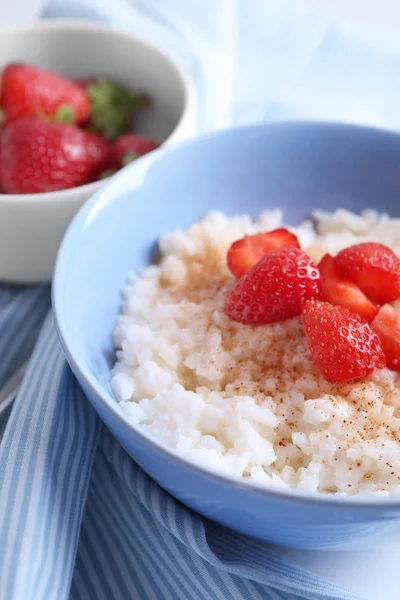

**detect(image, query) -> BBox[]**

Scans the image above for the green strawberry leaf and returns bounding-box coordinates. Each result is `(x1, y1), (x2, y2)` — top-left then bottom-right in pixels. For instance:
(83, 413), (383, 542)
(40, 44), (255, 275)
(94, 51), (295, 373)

(98, 169), (118, 180)
(53, 104), (75, 123)
(122, 151), (139, 167)
(35, 105), (75, 124)
(87, 79), (150, 140)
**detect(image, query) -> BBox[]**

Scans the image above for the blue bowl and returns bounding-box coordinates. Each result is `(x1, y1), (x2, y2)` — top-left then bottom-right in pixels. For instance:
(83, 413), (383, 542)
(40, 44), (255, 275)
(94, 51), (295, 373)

(53, 122), (400, 549)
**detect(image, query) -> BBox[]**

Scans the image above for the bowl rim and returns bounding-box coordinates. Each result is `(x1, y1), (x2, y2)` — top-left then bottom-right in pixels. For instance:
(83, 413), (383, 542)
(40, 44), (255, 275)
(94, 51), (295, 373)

(53, 120), (400, 509)
(0, 18), (195, 204)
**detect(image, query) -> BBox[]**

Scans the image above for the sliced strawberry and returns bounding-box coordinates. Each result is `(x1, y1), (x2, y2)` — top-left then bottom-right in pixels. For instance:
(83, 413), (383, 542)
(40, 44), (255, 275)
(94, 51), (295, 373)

(335, 242), (400, 304)
(225, 247), (321, 325)
(318, 254), (378, 321)
(302, 299), (386, 382)
(371, 304), (400, 370)
(227, 228), (300, 278)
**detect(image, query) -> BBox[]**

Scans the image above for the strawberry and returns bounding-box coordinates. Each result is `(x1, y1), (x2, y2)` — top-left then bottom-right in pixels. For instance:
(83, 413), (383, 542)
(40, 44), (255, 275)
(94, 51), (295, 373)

(318, 254), (378, 321)
(227, 228), (300, 278)
(0, 63), (90, 124)
(0, 118), (110, 194)
(371, 304), (400, 370)
(302, 299), (386, 382)
(111, 133), (160, 169)
(335, 242), (400, 304)
(225, 247), (321, 325)
(75, 78), (96, 91)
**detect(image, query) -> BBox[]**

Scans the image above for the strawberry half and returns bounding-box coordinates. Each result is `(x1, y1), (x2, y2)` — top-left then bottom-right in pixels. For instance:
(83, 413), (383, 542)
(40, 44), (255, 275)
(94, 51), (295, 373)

(1, 63), (90, 124)
(318, 254), (378, 321)
(371, 304), (400, 370)
(335, 242), (400, 304)
(225, 247), (321, 325)
(227, 228), (300, 278)
(302, 299), (386, 382)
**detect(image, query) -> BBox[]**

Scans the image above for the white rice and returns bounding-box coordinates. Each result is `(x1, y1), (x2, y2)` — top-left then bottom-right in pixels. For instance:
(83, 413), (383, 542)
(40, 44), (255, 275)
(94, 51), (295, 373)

(112, 209), (400, 495)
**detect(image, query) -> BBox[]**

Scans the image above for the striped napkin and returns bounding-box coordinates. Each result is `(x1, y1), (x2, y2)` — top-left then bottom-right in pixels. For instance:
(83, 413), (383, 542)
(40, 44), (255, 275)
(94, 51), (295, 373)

(0, 286), (361, 600)
(3, 0), (400, 598)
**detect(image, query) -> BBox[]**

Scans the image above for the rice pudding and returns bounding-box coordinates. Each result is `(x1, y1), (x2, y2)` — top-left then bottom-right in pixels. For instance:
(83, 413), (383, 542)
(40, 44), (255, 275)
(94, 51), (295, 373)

(112, 209), (400, 495)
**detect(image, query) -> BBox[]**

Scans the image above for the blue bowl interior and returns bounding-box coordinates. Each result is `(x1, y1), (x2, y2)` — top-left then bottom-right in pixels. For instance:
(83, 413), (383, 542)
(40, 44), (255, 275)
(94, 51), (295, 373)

(54, 122), (400, 406)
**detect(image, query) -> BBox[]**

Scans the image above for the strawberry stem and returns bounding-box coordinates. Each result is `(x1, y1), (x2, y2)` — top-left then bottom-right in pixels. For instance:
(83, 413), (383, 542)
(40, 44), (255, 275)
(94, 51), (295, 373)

(98, 169), (117, 180)
(122, 151), (139, 167)
(87, 79), (150, 140)
(53, 104), (75, 123)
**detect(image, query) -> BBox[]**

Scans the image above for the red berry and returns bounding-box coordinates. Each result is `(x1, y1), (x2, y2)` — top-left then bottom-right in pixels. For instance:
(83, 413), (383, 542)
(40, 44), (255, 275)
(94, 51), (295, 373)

(75, 78), (96, 91)
(0, 118), (110, 194)
(335, 242), (400, 304)
(302, 299), (386, 382)
(225, 247), (321, 325)
(318, 254), (378, 321)
(111, 133), (160, 169)
(227, 228), (300, 278)
(371, 303), (400, 370)
(0, 63), (90, 124)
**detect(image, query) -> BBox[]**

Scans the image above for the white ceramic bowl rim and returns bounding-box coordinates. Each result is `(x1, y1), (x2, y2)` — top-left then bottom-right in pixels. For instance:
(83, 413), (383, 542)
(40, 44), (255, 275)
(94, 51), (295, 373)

(0, 19), (195, 204)
(53, 120), (400, 509)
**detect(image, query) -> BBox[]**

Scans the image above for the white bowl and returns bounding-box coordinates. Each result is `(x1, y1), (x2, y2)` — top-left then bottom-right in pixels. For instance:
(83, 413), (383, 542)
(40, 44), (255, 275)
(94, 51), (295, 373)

(0, 20), (196, 282)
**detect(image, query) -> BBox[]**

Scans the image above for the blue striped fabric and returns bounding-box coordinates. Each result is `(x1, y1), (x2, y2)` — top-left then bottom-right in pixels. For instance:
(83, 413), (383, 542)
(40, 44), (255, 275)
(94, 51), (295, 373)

(0, 287), (363, 600)
(0, 285), (50, 440)
(0, 284), (50, 390)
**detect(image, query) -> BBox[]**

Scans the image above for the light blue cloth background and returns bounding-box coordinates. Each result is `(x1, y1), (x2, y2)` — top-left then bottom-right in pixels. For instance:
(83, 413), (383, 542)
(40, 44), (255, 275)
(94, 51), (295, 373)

(2, 1), (400, 599)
